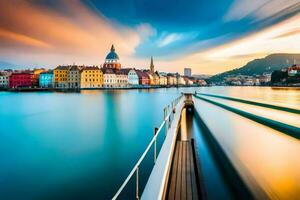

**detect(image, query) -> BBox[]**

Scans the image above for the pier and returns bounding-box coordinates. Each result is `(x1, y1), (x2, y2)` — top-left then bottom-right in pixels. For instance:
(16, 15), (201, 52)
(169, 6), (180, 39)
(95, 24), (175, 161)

(112, 92), (300, 200)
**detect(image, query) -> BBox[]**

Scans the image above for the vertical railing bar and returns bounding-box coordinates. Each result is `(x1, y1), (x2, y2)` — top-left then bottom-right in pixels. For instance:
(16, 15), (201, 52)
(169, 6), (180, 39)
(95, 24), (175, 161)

(164, 108), (167, 137)
(154, 127), (158, 164)
(169, 113), (171, 128)
(136, 167), (139, 200)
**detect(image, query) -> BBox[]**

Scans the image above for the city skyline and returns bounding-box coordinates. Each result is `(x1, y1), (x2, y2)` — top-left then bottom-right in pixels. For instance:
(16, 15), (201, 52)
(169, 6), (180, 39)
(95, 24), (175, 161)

(0, 0), (300, 75)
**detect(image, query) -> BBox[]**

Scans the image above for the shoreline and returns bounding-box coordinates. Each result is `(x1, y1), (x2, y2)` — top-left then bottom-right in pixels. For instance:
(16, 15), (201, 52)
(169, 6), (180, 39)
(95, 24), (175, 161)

(0, 85), (201, 92)
(0, 85), (299, 92)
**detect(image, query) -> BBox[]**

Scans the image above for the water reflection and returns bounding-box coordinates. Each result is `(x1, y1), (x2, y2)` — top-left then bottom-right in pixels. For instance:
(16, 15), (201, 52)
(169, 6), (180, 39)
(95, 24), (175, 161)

(194, 97), (300, 199)
(202, 95), (300, 128)
(199, 86), (300, 109)
(0, 87), (299, 199)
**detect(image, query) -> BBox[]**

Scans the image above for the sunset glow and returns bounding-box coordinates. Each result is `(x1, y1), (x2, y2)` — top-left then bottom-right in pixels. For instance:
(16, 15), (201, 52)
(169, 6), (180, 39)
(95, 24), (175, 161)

(0, 0), (299, 74)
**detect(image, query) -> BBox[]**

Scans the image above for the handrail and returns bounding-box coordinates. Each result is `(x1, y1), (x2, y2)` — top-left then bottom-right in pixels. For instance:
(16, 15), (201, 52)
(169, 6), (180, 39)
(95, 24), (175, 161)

(195, 92), (300, 115)
(112, 94), (183, 200)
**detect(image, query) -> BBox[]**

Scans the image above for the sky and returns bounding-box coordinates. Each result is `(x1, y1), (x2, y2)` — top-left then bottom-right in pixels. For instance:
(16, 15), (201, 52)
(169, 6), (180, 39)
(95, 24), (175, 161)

(0, 0), (299, 75)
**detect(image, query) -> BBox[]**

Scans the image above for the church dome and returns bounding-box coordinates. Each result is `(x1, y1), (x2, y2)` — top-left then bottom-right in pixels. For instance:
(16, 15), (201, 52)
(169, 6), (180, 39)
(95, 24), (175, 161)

(105, 45), (119, 60)
(103, 44), (121, 70)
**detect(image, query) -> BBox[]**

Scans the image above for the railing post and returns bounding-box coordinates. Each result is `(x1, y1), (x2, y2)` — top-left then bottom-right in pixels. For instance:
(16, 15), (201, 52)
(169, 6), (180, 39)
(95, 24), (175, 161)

(136, 167), (139, 200)
(169, 113), (171, 128)
(154, 127), (158, 164)
(164, 107), (167, 136)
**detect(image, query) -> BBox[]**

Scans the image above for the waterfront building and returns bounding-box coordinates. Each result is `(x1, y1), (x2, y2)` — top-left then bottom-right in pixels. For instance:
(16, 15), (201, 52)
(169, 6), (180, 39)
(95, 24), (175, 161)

(68, 65), (81, 89)
(136, 70), (150, 85)
(80, 66), (103, 88)
(39, 70), (53, 88)
(198, 79), (207, 86)
(152, 72), (160, 85)
(33, 68), (46, 87)
(128, 69), (139, 85)
(115, 69), (129, 88)
(0, 71), (11, 88)
(148, 73), (154, 85)
(167, 74), (177, 85)
(177, 76), (186, 85)
(9, 71), (34, 88)
(259, 73), (271, 84)
(54, 65), (70, 88)
(103, 45), (121, 70)
(184, 68), (192, 77)
(158, 72), (167, 85)
(183, 76), (193, 85)
(243, 78), (254, 86)
(103, 68), (117, 88)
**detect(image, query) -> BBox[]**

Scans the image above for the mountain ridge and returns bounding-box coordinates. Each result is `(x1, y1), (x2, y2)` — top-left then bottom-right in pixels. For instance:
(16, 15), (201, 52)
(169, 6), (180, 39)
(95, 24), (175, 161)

(208, 53), (300, 82)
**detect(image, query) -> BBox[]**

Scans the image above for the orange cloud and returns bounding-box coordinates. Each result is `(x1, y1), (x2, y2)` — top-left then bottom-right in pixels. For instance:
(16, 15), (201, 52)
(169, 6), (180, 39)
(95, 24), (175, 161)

(0, 0), (152, 66)
(0, 28), (51, 48)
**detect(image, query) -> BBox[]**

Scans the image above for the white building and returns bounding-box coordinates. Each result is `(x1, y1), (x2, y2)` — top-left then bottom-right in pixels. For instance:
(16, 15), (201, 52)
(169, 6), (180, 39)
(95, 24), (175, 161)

(186, 79), (193, 85)
(0, 71), (10, 88)
(158, 73), (167, 86)
(115, 69), (128, 88)
(167, 75), (177, 85)
(103, 68), (117, 88)
(177, 76), (186, 85)
(128, 69), (139, 85)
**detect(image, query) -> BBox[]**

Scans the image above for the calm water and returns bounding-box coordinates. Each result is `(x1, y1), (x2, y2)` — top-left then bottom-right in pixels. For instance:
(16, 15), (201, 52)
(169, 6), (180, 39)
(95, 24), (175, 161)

(0, 87), (299, 199)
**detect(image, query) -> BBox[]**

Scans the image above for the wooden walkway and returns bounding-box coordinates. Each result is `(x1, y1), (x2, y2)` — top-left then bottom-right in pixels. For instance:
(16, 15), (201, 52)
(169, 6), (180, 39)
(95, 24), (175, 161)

(167, 141), (199, 200)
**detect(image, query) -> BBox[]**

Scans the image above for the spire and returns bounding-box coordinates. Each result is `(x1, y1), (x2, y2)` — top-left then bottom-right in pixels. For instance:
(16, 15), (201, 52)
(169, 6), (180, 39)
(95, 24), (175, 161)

(150, 56), (154, 73)
(111, 44), (115, 52)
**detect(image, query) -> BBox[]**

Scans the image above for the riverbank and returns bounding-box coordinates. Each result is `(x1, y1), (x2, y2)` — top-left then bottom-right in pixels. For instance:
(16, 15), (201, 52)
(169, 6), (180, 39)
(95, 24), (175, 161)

(0, 85), (201, 92)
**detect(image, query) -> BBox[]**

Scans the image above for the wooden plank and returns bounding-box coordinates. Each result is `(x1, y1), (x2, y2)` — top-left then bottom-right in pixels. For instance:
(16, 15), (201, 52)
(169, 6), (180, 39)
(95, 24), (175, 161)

(167, 140), (200, 200)
(168, 141), (180, 200)
(181, 142), (187, 200)
(175, 142), (182, 199)
(186, 142), (193, 200)
(189, 141), (198, 200)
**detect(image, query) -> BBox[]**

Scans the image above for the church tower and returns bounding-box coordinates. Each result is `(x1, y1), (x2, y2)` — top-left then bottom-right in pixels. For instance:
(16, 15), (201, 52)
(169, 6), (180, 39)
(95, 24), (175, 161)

(150, 56), (154, 73)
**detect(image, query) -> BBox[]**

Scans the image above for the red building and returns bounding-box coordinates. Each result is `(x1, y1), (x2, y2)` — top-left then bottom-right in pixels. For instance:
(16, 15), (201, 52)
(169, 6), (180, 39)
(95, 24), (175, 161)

(136, 70), (150, 85)
(9, 71), (34, 88)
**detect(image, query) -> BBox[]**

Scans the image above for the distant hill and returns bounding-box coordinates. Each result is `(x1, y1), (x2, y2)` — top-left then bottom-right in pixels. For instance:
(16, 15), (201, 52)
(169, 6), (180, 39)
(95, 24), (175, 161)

(208, 54), (300, 82)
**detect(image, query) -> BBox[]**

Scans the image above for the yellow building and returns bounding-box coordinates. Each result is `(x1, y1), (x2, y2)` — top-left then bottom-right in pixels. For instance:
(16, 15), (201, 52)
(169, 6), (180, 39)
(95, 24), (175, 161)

(80, 66), (103, 88)
(54, 65), (70, 88)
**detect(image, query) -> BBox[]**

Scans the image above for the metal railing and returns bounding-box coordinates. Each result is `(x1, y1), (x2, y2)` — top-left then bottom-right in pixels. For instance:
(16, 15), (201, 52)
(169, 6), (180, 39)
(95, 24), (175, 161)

(112, 95), (183, 200)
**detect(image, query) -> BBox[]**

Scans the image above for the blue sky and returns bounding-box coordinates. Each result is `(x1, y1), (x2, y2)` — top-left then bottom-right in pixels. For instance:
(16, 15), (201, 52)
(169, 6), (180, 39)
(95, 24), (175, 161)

(85, 0), (300, 57)
(0, 0), (299, 74)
